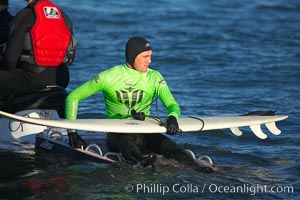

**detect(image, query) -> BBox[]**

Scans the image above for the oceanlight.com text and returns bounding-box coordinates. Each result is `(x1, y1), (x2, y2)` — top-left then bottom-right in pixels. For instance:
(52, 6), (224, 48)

(124, 183), (294, 196)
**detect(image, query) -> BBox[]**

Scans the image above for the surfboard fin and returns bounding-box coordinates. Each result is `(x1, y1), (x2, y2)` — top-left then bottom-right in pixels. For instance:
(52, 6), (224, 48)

(231, 121), (282, 139)
(249, 124), (267, 139)
(230, 127), (243, 136)
(265, 122), (281, 135)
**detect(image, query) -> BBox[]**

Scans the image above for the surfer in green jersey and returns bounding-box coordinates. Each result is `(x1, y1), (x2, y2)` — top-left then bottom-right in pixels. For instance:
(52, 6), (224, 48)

(65, 37), (216, 172)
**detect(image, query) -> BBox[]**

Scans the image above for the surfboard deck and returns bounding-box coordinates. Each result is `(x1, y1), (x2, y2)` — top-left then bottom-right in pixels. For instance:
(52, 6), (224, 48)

(0, 110), (288, 139)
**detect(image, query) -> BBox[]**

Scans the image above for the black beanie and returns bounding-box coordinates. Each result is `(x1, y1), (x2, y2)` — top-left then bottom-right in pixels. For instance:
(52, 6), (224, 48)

(0, 0), (8, 6)
(125, 37), (152, 67)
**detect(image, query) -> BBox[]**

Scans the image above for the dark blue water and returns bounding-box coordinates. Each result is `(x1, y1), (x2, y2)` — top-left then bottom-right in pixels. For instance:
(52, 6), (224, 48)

(1, 0), (299, 199)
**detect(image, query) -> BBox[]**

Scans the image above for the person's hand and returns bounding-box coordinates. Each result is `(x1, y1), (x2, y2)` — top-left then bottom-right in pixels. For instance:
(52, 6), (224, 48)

(131, 109), (145, 120)
(166, 116), (179, 135)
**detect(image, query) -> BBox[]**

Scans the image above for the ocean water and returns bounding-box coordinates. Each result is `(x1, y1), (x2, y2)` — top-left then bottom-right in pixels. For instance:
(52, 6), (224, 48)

(1, 0), (299, 199)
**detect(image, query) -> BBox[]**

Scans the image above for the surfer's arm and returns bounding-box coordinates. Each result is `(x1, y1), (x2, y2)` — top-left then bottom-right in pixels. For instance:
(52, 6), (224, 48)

(156, 79), (180, 135)
(65, 76), (103, 120)
(160, 92), (181, 118)
(156, 78), (181, 119)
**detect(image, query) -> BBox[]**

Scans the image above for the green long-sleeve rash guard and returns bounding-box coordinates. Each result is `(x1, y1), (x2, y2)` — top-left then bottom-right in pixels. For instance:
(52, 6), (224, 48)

(65, 64), (181, 120)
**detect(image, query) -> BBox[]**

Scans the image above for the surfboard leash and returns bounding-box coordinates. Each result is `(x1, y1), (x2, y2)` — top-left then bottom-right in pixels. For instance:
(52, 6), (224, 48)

(187, 116), (205, 131)
(130, 95), (183, 135)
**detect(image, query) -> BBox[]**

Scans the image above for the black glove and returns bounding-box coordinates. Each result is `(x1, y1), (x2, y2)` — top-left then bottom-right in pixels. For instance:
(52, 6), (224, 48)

(68, 130), (87, 149)
(166, 116), (179, 135)
(131, 109), (145, 121)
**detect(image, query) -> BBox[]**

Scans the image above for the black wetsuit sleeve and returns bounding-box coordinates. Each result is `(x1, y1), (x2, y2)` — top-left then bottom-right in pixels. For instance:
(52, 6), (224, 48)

(61, 10), (73, 33)
(2, 8), (34, 70)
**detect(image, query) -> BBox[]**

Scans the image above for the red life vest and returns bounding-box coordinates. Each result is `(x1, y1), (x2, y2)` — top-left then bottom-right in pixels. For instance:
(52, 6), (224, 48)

(30, 0), (71, 67)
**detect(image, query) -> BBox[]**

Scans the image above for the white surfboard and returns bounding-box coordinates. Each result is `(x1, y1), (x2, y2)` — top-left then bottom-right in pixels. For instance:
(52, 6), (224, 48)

(0, 110), (288, 139)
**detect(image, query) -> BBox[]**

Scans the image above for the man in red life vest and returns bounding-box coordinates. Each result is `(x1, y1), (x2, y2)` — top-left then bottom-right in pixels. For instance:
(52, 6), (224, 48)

(0, 0), (76, 97)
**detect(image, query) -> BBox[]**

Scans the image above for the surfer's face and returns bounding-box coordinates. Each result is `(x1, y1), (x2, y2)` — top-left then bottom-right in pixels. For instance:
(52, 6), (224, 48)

(133, 50), (152, 73)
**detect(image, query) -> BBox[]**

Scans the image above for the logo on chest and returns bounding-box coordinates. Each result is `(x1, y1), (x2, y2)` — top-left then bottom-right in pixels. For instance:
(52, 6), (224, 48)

(115, 86), (144, 108)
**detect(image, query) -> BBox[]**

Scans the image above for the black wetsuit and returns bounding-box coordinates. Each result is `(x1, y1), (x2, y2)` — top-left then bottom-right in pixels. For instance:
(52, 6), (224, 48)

(0, 3), (73, 97)
(106, 133), (196, 165)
